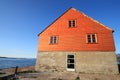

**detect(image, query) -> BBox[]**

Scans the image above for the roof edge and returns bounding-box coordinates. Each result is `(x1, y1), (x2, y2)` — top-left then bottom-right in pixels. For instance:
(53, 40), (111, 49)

(37, 7), (73, 36)
(38, 7), (114, 36)
(75, 9), (114, 32)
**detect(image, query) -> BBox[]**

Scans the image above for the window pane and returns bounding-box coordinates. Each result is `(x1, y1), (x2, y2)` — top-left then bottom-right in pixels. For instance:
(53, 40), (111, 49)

(67, 64), (74, 69)
(73, 20), (75, 27)
(87, 35), (91, 43)
(54, 36), (57, 44)
(50, 36), (53, 44)
(67, 59), (74, 63)
(69, 21), (71, 27)
(92, 34), (95, 38)
(67, 55), (74, 58)
(92, 34), (96, 43)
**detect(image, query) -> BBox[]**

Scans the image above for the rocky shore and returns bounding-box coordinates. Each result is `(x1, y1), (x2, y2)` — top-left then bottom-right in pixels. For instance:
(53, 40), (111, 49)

(0, 66), (120, 80)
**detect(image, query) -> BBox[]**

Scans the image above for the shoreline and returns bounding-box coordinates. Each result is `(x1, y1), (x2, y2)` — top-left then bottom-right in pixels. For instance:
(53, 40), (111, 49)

(0, 66), (120, 80)
(0, 66), (35, 74)
(0, 65), (35, 70)
(0, 57), (36, 60)
(0, 66), (35, 80)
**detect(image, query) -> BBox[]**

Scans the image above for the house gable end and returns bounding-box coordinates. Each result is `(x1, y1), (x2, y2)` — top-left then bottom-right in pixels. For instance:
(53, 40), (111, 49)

(38, 7), (114, 36)
(38, 7), (115, 51)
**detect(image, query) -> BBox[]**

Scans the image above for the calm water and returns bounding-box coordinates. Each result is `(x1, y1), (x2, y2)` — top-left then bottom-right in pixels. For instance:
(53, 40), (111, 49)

(0, 58), (36, 69)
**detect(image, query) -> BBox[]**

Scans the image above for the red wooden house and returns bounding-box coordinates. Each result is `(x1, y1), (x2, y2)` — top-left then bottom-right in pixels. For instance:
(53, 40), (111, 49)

(35, 8), (118, 74)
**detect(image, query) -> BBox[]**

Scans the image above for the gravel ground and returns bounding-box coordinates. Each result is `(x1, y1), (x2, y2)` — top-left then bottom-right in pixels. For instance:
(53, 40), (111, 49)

(18, 71), (120, 80)
(0, 66), (120, 80)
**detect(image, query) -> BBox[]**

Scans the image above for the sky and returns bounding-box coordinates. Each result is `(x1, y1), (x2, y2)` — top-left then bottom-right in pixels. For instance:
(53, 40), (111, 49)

(0, 0), (120, 58)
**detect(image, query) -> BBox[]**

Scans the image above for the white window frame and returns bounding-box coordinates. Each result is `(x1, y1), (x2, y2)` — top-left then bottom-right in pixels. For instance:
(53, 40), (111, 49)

(49, 36), (58, 44)
(68, 20), (76, 28)
(66, 54), (75, 71)
(86, 34), (97, 43)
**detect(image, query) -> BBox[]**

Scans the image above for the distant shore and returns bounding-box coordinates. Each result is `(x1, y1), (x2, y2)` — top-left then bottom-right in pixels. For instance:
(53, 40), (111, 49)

(0, 66), (35, 73)
(0, 57), (7, 58)
(0, 56), (35, 59)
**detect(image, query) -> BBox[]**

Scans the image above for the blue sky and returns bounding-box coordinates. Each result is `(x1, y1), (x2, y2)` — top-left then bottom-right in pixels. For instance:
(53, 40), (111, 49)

(0, 0), (120, 58)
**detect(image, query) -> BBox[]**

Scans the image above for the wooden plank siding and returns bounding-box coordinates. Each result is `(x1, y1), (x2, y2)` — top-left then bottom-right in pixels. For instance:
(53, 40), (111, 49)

(38, 8), (115, 51)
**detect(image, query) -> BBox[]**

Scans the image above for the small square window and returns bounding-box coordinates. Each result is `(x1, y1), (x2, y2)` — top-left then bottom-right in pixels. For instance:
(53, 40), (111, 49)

(49, 36), (58, 44)
(87, 34), (97, 43)
(68, 20), (76, 27)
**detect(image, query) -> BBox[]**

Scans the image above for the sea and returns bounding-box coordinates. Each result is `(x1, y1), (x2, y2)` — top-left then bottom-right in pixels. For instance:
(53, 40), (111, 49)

(0, 58), (36, 69)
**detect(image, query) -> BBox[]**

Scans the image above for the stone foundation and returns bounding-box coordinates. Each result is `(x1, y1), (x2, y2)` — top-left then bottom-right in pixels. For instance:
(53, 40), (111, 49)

(35, 51), (119, 74)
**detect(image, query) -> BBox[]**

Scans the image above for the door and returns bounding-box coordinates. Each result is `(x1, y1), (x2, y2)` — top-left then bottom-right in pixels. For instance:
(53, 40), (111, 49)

(67, 54), (75, 71)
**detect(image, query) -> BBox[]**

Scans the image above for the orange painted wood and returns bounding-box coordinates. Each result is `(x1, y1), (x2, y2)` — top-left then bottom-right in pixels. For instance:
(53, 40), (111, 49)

(38, 8), (115, 51)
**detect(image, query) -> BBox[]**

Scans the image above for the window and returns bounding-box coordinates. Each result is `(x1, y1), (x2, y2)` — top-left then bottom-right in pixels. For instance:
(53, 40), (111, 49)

(68, 20), (76, 27)
(50, 36), (53, 44)
(67, 54), (75, 71)
(54, 36), (57, 43)
(87, 35), (91, 43)
(87, 34), (97, 43)
(92, 34), (96, 43)
(50, 36), (58, 44)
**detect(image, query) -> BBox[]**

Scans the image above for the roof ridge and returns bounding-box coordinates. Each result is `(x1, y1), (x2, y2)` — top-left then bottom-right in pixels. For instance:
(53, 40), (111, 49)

(71, 8), (114, 32)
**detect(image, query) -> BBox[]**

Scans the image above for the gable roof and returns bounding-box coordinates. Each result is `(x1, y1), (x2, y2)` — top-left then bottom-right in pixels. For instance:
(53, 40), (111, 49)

(38, 7), (114, 36)
(38, 7), (72, 36)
